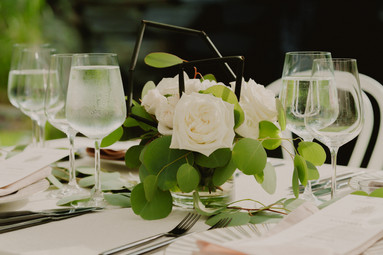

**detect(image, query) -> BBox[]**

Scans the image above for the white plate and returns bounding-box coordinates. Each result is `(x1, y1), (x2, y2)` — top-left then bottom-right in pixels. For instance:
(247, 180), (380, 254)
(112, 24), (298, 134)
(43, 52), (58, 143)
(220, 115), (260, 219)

(349, 170), (383, 190)
(165, 224), (271, 255)
(0, 179), (49, 204)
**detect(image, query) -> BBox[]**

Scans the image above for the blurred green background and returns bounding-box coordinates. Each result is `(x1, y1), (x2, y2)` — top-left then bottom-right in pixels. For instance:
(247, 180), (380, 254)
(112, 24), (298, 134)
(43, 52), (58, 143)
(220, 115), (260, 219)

(0, 0), (80, 146)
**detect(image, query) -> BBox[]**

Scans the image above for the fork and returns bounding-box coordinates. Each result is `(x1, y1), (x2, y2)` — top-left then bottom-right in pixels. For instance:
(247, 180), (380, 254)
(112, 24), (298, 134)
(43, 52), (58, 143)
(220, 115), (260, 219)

(124, 218), (232, 255)
(99, 212), (200, 255)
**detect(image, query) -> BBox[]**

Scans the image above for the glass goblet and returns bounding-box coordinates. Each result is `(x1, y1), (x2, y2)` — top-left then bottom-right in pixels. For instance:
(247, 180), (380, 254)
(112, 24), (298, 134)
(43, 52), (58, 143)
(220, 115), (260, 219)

(279, 51), (332, 202)
(66, 53), (127, 207)
(45, 54), (89, 198)
(305, 58), (364, 199)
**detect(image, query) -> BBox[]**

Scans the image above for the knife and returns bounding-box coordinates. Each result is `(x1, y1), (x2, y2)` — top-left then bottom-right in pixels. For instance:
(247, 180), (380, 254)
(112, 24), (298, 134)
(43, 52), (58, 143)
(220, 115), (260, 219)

(0, 208), (100, 234)
(0, 207), (101, 226)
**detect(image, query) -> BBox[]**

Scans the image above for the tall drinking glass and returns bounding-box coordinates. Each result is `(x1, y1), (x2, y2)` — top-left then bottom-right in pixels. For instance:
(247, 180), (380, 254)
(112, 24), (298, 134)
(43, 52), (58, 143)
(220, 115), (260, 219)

(45, 54), (88, 198)
(7, 44), (53, 146)
(11, 46), (55, 147)
(305, 58), (363, 199)
(279, 51), (332, 202)
(66, 53), (127, 207)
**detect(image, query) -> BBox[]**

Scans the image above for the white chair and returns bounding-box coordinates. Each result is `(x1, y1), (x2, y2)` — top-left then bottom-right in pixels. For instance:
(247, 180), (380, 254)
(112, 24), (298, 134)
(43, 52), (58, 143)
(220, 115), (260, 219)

(266, 74), (383, 169)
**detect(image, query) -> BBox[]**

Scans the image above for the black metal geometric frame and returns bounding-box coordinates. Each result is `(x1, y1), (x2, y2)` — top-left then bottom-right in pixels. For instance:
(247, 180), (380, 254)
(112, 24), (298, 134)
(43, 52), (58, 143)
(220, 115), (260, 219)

(127, 20), (245, 115)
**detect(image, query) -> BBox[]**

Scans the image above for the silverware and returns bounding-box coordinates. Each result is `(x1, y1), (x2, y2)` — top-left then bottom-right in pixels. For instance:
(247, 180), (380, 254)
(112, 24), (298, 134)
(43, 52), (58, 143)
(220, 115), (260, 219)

(99, 213), (201, 255)
(0, 207), (101, 233)
(125, 218), (232, 255)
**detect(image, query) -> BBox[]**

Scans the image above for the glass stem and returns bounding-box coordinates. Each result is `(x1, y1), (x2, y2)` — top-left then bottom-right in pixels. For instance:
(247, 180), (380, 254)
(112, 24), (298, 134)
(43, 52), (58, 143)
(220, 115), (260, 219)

(37, 119), (46, 148)
(31, 119), (38, 147)
(67, 130), (77, 187)
(330, 146), (339, 199)
(94, 139), (102, 199)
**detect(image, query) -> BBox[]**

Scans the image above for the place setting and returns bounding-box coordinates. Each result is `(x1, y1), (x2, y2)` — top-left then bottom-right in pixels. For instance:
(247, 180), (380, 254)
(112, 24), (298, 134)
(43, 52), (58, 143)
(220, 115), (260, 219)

(1, 18), (383, 255)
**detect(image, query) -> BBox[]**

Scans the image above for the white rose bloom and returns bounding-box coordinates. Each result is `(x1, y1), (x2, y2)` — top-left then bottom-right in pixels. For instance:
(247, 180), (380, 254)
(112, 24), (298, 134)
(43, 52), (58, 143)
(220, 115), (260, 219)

(170, 92), (235, 156)
(235, 79), (278, 139)
(156, 95), (179, 135)
(141, 88), (166, 115)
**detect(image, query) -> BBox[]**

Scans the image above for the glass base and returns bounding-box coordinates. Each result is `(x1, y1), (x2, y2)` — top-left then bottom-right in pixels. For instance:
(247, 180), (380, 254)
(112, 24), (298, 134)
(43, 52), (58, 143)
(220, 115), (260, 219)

(172, 179), (234, 209)
(49, 184), (89, 199)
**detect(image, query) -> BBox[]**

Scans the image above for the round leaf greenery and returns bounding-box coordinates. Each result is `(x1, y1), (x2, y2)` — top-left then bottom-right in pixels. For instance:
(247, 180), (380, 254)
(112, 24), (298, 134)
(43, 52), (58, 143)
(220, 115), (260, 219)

(297, 141), (326, 166)
(294, 155), (308, 187)
(101, 126), (124, 148)
(260, 162), (277, 194)
(213, 159), (236, 186)
(259, 121), (282, 150)
(131, 183), (173, 220)
(125, 145), (145, 169)
(176, 163), (200, 193)
(232, 138), (267, 175)
(144, 52), (183, 68)
(195, 148), (231, 168)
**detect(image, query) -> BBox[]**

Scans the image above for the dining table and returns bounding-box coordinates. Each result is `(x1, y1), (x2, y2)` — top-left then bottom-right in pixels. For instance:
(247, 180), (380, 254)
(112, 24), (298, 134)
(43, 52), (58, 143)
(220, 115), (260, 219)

(0, 138), (372, 255)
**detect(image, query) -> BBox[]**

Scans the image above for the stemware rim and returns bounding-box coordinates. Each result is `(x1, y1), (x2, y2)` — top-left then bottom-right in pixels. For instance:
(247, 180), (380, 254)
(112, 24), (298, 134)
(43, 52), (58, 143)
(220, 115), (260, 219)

(51, 53), (74, 57)
(285, 51), (332, 56)
(72, 53), (117, 57)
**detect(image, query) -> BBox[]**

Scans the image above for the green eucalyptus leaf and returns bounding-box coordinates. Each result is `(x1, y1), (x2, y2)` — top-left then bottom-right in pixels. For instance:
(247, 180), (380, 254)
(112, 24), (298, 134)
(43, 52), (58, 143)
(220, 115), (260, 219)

(177, 164), (200, 193)
(260, 162), (277, 194)
(104, 193), (131, 207)
(206, 211), (250, 227)
(284, 198), (306, 211)
(369, 188), (383, 198)
(131, 104), (154, 123)
(46, 174), (63, 189)
(125, 145), (144, 169)
(141, 81), (156, 98)
(294, 155), (308, 186)
(123, 117), (140, 128)
(232, 138), (267, 175)
(276, 98), (286, 131)
(195, 148), (231, 168)
(51, 167), (69, 181)
(141, 136), (194, 191)
(101, 179), (127, 191)
(201, 85), (244, 128)
(101, 126), (124, 147)
(297, 141), (326, 166)
(56, 194), (90, 206)
(254, 171), (264, 184)
(213, 159), (236, 186)
(249, 212), (283, 224)
(193, 192), (225, 216)
(258, 121), (281, 150)
(78, 172), (120, 187)
(292, 167), (300, 198)
(139, 164), (150, 183)
(131, 183), (173, 220)
(144, 52), (183, 68)
(351, 191), (369, 196)
(202, 74), (216, 82)
(306, 161), (320, 180)
(76, 166), (95, 175)
(143, 175), (158, 201)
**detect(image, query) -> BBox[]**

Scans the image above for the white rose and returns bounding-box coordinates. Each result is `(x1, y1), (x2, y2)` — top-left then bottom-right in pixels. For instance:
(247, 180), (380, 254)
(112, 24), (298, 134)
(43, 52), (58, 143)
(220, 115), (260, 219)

(170, 92), (235, 156)
(156, 95), (179, 135)
(141, 88), (166, 115)
(235, 79), (278, 139)
(185, 78), (224, 94)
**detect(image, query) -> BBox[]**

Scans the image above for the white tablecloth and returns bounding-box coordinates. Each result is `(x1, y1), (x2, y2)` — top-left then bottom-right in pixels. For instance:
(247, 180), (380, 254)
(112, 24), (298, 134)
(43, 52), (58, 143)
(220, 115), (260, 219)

(0, 138), (368, 255)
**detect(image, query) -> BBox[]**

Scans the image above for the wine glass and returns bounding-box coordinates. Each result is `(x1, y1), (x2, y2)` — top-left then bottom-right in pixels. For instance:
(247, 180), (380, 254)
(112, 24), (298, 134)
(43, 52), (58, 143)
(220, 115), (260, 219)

(66, 53), (127, 207)
(305, 58), (363, 199)
(10, 46), (55, 147)
(7, 44), (52, 146)
(279, 51), (332, 202)
(45, 54), (89, 198)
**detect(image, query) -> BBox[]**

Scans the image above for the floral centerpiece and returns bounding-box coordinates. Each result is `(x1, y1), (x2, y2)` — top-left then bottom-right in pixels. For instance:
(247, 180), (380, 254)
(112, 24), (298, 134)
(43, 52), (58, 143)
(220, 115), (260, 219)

(103, 52), (326, 220)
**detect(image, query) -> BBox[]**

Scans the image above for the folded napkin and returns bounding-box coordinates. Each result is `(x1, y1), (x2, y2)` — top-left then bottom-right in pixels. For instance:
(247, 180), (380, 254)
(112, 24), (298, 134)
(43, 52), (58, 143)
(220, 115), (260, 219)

(0, 166), (51, 197)
(85, 148), (126, 161)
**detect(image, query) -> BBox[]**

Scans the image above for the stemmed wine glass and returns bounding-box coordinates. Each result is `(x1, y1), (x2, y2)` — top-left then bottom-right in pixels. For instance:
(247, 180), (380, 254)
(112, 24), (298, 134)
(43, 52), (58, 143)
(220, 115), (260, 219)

(7, 44), (53, 146)
(279, 51), (332, 202)
(45, 54), (88, 198)
(305, 58), (364, 199)
(9, 46), (55, 147)
(66, 53), (127, 207)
